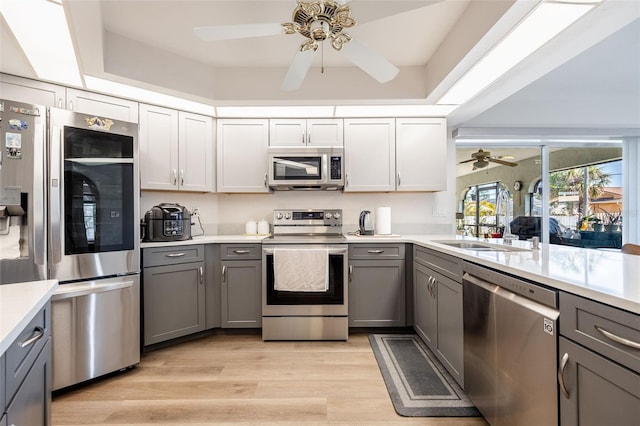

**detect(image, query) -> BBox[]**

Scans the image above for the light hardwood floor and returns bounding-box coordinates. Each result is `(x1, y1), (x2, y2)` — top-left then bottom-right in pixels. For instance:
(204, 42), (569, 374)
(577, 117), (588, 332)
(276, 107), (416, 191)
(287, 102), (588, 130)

(52, 332), (489, 425)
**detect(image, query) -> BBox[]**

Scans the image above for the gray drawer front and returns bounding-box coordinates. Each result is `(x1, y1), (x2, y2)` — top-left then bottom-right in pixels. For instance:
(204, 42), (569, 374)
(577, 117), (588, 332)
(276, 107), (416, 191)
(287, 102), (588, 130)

(349, 244), (405, 260)
(5, 303), (49, 403)
(560, 292), (640, 373)
(220, 244), (262, 260)
(414, 246), (462, 282)
(143, 244), (204, 267)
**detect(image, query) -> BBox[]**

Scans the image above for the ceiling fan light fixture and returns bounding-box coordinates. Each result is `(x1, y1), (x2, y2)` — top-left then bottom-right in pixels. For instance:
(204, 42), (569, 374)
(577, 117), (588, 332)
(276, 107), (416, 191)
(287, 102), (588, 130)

(473, 160), (489, 169)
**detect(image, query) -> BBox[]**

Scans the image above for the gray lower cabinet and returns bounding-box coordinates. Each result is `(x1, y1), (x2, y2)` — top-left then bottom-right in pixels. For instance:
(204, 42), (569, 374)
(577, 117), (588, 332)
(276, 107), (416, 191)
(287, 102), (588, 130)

(220, 244), (262, 328)
(413, 246), (463, 387)
(558, 292), (640, 425)
(143, 245), (206, 346)
(348, 244), (406, 327)
(3, 303), (51, 426)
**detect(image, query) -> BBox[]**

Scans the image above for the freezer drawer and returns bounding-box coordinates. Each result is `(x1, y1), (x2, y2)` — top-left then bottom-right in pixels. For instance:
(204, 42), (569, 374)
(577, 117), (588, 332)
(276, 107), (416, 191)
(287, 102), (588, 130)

(51, 275), (140, 390)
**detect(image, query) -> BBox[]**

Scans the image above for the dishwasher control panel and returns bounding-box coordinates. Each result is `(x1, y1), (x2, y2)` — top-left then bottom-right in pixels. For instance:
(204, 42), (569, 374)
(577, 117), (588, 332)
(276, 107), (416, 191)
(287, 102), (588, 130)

(463, 261), (558, 308)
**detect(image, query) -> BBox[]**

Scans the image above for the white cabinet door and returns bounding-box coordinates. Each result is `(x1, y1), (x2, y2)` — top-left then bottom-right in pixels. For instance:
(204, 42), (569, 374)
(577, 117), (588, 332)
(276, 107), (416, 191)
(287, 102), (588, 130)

(269, 119), (306, 146)
(269, 118), (343, 146)
(217, 119), (269, 193)
(178, 112), (214, 192)
(0, 73), (65, 107)
(396, 118), (447, 191)
(344, 118), (396, 192)
(307, 119), (343, 146)
(66, 88), (139, 123)
(139, 104), (179, 190)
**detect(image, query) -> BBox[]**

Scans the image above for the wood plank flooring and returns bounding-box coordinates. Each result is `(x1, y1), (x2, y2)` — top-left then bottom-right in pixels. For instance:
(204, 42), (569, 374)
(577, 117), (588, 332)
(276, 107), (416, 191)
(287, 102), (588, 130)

(52, 331), (489, 425)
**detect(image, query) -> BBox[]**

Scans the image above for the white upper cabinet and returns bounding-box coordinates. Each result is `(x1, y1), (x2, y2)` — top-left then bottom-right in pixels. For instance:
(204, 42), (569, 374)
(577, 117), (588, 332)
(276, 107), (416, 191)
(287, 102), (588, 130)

(139, 104), (213, 192)
(269, 118), (343, 147)
(0, 73), (65, 107)
(0, 74), (139, 122)
(66, 88), (139, 123)
(344, 118), (396, 192)
(396, 118), (447, 192)
(217, 119), (270, 193)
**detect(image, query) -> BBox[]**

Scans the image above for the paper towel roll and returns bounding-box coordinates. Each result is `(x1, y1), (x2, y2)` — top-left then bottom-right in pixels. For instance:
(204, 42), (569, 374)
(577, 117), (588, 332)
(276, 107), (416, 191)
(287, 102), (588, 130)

(375, 207), (391, 235)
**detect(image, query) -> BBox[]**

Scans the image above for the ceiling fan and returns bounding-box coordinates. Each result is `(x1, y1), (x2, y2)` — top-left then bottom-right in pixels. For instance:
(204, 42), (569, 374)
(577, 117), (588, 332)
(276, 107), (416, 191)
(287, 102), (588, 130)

(459, 149), (518, 171)
(193, 0), (399, 91)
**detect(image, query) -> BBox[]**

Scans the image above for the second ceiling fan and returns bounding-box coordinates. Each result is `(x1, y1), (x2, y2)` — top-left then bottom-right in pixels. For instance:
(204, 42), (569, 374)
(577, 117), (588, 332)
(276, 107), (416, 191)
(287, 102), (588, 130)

(193, 0), (399, 91)
(459, 149), (518, 171)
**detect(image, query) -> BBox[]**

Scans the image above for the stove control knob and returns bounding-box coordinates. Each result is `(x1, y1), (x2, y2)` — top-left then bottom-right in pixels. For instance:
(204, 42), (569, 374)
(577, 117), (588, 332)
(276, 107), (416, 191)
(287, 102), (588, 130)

(325, 212), (333, 219)
(333, 212), (341, 219)
(284, 212), (292, 219)
(275, 212), (283, 220)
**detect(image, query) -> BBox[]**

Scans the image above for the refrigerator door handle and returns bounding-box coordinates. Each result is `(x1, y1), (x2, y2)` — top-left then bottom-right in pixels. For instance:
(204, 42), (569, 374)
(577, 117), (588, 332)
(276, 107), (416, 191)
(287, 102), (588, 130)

(49, 125), (63, 266)
(33, 121), (46, 267)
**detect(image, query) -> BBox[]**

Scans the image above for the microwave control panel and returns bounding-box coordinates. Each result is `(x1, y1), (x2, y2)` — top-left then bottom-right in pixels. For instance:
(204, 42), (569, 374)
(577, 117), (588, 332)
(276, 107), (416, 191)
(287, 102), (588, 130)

(330, 156), (342, 180)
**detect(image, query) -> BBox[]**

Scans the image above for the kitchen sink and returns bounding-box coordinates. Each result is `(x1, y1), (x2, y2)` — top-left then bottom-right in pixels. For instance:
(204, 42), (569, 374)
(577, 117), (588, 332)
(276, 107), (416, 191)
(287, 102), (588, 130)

(432, 240), (530, 252)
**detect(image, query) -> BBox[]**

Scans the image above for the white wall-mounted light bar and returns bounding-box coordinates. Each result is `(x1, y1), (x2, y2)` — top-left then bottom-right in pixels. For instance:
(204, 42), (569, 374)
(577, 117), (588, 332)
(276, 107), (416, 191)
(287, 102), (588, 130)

(0, 0), (82, 87)
(84, 76), (216, 116)
(437, 0), (601, 105)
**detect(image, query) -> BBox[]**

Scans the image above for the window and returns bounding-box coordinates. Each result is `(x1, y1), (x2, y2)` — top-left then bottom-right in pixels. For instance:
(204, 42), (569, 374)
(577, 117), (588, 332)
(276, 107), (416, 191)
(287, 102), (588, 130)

(462, 182), (511, 237)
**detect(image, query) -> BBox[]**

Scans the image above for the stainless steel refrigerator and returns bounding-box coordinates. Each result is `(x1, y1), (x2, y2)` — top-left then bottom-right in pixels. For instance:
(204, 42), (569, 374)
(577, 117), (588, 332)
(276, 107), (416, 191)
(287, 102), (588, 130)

(0, 99), (141, 390)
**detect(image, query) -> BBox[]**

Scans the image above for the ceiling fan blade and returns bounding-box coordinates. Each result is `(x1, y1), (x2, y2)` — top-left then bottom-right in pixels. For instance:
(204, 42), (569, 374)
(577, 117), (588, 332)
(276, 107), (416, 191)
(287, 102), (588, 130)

(458, 159), (475, 164)
(488, 158), (518, 167)
(335, 0), (352, 5)
(281, 49), (315, 91)
(341, 38), (399, 83)
(193, 23), (283, 41)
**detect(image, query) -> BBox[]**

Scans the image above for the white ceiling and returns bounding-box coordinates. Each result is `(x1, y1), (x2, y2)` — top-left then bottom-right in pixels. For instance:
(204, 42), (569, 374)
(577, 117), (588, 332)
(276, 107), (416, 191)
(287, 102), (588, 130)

(0, 0), (639, 128)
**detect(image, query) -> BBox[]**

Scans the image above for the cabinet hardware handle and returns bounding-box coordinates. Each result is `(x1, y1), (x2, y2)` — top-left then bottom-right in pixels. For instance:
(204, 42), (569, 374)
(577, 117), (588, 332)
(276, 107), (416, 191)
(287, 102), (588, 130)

(199, 266), (204, 284)
(172, 169), (178, 185)
(233, 250), (250, 254)
(58, 98), (63, 108)
(368, 250), (384, 254)
(397, 173), (401, 187)
(302, 130), (305, 144)
(19, 326), (45, 348)
(307, 130), (311, 145)
(68, 100), (73, 110)
(222, 265), (226, 282)
(594, 325), (640, 350)
(165, 253), (186, 257)
(349, 265), (353, 281)
(180, 169), (184, 186)
(558, 352), (570, 399)
(264, 173), (268, 188)
(346, 172), (350, 187)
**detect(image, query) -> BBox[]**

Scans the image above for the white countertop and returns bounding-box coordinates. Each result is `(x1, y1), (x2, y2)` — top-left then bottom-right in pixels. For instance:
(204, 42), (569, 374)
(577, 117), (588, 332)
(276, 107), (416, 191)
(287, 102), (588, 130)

(141, 234), (640, 314)
(0, 279), (58, 355)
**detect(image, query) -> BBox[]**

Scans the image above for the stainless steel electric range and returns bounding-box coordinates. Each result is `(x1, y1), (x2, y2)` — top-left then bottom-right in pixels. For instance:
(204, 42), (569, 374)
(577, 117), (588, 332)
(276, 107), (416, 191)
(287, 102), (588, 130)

(262, 209), (348, 340)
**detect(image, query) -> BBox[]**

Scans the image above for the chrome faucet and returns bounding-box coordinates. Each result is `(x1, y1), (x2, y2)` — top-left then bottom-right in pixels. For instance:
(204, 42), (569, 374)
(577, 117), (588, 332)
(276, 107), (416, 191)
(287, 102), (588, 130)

(497, 188), (517, 244)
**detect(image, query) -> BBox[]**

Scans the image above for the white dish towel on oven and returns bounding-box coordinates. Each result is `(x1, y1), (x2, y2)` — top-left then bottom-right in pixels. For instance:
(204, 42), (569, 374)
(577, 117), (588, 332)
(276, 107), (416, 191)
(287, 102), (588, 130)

(273, 248), (329, 292)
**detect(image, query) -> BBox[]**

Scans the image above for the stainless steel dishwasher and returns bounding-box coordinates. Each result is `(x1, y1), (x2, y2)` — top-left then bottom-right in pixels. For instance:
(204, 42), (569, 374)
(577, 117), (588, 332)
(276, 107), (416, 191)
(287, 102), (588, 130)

(463, 261), (559, 426)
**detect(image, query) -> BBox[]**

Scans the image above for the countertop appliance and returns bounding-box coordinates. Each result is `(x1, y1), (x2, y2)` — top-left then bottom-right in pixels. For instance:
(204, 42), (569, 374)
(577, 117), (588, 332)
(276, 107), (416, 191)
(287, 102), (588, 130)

(463, 261), (559, 426)
(359, 210), (374, 235)
(262, 209), (348, 340)
(268, 147), (344, 190)
(143, 203), (192, 242)
(1, 101), (140, 390)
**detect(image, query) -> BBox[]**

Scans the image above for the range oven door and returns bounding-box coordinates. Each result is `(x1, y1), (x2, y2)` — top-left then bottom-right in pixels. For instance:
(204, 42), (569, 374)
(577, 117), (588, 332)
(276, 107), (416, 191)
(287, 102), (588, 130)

(262, 244), (348, 316)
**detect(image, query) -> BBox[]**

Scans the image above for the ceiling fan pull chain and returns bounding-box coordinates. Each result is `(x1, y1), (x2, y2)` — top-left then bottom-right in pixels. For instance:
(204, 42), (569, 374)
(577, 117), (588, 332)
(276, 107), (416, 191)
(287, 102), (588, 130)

(321, 41), (325, 74)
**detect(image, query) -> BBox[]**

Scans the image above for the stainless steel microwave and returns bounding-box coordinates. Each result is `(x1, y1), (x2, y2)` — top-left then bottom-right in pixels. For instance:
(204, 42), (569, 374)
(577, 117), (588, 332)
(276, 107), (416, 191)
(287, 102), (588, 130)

(268, 147), (344, 190)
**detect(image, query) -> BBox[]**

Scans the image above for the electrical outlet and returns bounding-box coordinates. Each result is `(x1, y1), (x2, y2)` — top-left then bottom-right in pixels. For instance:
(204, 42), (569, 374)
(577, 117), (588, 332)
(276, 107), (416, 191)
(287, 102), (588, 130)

(432, 208), (448, 217)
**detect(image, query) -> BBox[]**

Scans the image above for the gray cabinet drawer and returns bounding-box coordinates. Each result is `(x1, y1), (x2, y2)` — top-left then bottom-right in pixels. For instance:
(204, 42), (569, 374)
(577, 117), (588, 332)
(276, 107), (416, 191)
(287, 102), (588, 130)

(349, 244), (405, 260)
(5, 303), (50, 404)
(560, 292), (640, 373)
(143, 244), (204, 267)
(414, 246), (462, 282)
(220, 244), (262, 260)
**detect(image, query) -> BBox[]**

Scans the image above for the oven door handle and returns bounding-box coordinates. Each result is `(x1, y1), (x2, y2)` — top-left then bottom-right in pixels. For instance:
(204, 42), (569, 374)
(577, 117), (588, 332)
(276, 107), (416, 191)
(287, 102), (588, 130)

(262, 247), (347, 255)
